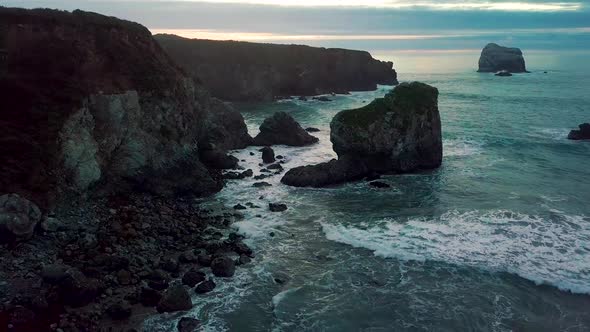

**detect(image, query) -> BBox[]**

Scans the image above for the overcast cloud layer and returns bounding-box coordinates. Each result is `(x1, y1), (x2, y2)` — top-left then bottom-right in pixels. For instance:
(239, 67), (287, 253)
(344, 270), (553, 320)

(4, 0), (590, 51)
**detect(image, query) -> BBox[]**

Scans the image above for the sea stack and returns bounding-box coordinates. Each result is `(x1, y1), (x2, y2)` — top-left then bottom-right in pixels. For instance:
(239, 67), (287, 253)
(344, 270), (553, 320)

(282, 82), (442, 187)
(478, 43), (527, 73)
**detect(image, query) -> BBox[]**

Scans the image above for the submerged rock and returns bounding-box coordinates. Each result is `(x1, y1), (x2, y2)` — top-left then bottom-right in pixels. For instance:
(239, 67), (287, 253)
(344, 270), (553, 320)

(269, 203), (288, 212)
(369, 181), (391, 189)
(261, 146), (276, 163)
(178, 317), (201, 332)
(253, 112), (319, 147)
(282, 82), (442, 187)
(478, 43), (527, 73)
(568, 123), (590, 140)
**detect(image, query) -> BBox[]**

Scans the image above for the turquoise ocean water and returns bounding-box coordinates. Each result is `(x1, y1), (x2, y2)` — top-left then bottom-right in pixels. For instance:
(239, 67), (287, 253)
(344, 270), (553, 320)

(150, 51), (590, 331)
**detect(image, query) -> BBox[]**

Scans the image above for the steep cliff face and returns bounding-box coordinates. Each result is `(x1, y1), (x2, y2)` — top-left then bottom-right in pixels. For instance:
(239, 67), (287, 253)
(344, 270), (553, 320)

(0, 8), (250, 206)
(282, 82), (442, 187)
(478, 43), (527, 73)
(155, 34), (398, 102)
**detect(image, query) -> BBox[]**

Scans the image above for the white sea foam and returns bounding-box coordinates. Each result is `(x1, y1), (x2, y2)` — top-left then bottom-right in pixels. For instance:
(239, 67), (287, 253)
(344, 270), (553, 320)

(443, 138), (483, 157)
(322, 210), (590, 294)
(272, 287), (302, 309)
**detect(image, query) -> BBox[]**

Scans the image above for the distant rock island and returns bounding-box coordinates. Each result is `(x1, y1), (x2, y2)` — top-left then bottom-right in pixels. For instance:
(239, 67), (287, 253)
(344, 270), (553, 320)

(478, 43), (528, 73)
(154, 34), (399, 102)
(282, 82), (442, 187)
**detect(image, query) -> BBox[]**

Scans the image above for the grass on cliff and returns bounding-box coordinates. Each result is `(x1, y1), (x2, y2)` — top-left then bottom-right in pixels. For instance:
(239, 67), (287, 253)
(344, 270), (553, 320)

(334, 82), (438, 128)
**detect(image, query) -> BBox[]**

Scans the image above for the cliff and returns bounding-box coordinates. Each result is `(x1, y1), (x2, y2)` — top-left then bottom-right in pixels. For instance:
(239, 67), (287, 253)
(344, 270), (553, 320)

(282, 82), (442, 187)
(154, 34), (398, 102)
(0, 7), (251, 207)
(478, 43), (527, 73)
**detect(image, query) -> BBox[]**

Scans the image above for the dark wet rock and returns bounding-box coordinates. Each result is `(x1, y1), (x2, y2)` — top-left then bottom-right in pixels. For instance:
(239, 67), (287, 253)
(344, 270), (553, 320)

(106, 301), (133, 320)
(233, 204), (247, 210)
(276, 155), (284, 160)
(197, 253), (213, 267)
(58, 268), (104, 307)
(495, 70), (513, 77)
(299, 96), (308, 101)
(195, 279), (217, 294)
(282, 82), (442, 187)
(140, 287), (162, 307)
(41, 264), (70, 284)
(211, 256), (236, 277)
(253, 112), (319, 147)
(242, 169), (254, 177)
(365, 173), (381, 181)
(224, 169), (254, 180)
(254, 174), (271, 180)
(199, 148), (239, 170)
(269, 203), (288, 212)
(179, 250), (198, 263)
(238, 254), (252, 265)
(478, 43), (527, 73)
(305, 127), (321, 133)
(116, 269), (133, 285)
(178, 317), (201, 332)
(0, 194), (42, 243)
(267, 163), (283, 170)
(253, 182), (272, 188)
(261, 146), (276, 163)
(39, 216), (62, 233)
(369, 181), (391, 189)
(182, 270), (206, 288)
(568, 123), (590, 140)
(160, 257), (180, 273)
(157, 284), (193, 313)
(148, 279), (170, 291)
(233, 242), (253, 256)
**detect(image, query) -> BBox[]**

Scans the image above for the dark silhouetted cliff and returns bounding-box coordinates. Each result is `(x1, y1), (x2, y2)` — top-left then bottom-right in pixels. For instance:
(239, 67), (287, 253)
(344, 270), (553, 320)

(155, 34), (398, 101)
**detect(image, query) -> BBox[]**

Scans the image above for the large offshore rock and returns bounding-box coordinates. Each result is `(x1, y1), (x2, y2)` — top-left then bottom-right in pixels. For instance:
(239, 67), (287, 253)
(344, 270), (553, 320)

(155, 34), (398, 102)
(282, 82), (442, 187)
(253, 112), (319, 146)
(478, 43), (527, 73)
(0, 194), (42, 243)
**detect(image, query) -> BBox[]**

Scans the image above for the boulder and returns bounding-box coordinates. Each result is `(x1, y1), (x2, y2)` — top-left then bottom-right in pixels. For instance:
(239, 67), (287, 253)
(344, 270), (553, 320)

(568, 123), (590, 140)
(58, 268), (104, 307)
(182, 270), (206, 288)
(195, 279), (216, 294)
(269, 203), (288, 212)
(199, 148), (239, 170)
(253, 112), (319, 146)
(211, 256), (236, 277)
(106, 301), (133, 320)
(178, 317), (201, 332)
(478, 43), (527, 73)
(369, 181), (391, 189)
(157, 284), (193, 313)
(261, 147), (276, 163)
(0, 194), (42, 243)
(282, 82), (442, 187)
(140, 286), (162, 307)
(305, 127), (321, 133)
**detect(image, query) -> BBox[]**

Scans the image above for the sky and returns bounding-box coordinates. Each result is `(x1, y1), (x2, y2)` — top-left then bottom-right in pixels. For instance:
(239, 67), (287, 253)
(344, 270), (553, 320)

(4, 0), (590, 52)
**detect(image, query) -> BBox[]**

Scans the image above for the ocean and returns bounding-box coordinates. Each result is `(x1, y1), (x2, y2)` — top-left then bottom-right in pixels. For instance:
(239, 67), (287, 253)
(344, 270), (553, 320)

(148, 50), (590, 331)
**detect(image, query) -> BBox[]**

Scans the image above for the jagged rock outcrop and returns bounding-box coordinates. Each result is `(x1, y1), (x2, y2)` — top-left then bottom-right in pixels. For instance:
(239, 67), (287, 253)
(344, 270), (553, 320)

(154, 34), (398, 102)
(568, 123), (590, 140)
(253, 112), (319, 146)
(0, 8), (251, 207)
(282, 82), (442, 187)
(478, 43), (527, 73)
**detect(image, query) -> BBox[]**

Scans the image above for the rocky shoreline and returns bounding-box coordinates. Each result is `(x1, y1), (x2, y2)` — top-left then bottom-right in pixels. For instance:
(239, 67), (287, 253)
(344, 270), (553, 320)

(0, 193), (252, 331)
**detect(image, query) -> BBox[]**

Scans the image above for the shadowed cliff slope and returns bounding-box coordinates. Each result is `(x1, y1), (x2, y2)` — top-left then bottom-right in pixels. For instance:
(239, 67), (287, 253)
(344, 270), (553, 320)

(155, 34), (398, 101)
(0, 7), (251, 207)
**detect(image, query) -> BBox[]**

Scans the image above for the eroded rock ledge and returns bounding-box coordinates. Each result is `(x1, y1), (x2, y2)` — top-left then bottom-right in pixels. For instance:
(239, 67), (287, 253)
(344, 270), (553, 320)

(282, 82), (443, 187)
(155, 34), (399, 102)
